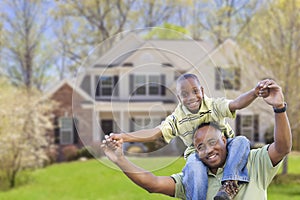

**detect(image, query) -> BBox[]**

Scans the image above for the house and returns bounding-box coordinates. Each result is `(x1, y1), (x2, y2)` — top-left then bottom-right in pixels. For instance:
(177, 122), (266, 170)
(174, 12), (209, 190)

(46, 32), (274, 161)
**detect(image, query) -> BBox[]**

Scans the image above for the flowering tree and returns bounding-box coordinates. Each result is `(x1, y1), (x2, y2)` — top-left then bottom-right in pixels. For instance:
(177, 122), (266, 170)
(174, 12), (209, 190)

(0, 78), (56, 188)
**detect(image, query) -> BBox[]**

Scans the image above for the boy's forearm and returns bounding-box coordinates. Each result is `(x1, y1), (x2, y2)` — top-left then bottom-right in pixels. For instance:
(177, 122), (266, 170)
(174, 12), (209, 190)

(122, 128), (162, 142)
(229, 89), (257, 111)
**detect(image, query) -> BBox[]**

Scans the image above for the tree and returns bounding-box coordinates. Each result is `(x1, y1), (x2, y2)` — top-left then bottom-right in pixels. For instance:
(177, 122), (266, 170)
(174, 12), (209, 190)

(0, 78), (56, 189)
(130, 0), (184, 28)
(0, 0), (56, 90)
(190, 0), (263, 44)
(239, 0), (300, 174)
(51, 0), (136, 73)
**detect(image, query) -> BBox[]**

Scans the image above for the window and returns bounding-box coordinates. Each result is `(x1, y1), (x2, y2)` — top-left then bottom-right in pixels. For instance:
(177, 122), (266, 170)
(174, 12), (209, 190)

(59, 117), (74, 145)
(95, 76), (119, 97)
(215, 67), (241, 90)
(130, 117), (161, 131)
(130, 74), (165, 96)
(101, 120), (114, 136)
(236, 114), (259, 142)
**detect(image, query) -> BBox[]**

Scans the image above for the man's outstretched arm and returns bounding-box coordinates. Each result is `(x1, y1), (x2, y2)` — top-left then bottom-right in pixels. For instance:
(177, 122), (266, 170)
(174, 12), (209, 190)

(262, 80), (292, 166)
(101, 136), (176, 196)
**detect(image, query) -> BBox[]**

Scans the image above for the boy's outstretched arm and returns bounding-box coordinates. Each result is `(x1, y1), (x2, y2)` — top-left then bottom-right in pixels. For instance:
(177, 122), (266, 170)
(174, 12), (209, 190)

(109, 127), (163, 143)
(229, 79), (271, 112)
(101, 136), (175, 196)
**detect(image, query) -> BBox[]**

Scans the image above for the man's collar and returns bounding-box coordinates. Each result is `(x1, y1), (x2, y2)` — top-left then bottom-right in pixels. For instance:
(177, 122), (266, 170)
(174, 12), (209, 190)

(208, 167), (224, 176)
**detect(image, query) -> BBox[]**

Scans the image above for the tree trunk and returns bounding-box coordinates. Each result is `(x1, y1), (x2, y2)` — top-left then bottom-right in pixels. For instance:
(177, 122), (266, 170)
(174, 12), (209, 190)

(281, 156), (288, 175)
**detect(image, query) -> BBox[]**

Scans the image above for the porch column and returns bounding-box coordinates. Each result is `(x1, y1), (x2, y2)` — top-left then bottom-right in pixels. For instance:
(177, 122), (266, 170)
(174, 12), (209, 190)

(93, 110), (101, 141)
(119, 110), (125, 132)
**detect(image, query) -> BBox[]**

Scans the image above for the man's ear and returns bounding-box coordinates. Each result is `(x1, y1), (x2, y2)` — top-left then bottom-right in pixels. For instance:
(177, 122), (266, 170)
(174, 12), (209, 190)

(222, 135), (227, 145)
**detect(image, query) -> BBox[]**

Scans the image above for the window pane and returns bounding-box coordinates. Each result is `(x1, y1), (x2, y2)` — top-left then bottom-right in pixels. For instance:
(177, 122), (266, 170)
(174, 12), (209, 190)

(135, 75), (146, 84)
(101, 77), (112, 85)
(102, 88), (112, 95)
(61, 118), (72, 129)
(149, 85), (159, 95)
(219, 68), (239, 90)
(242, 116), (252, 127)
(61, 131), (72, 144)
(136, 86), (146, 95)
(149, 75), (159, 83)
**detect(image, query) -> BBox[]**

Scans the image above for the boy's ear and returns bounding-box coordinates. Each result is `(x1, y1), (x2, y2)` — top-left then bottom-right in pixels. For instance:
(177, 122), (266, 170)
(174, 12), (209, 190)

(201, 86), (204, 97)
(176, 95), (182, 104)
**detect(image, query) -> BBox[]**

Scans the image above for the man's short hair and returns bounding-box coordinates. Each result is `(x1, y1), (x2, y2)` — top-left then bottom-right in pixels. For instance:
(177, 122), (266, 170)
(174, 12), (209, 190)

(195, 122), (222, 135)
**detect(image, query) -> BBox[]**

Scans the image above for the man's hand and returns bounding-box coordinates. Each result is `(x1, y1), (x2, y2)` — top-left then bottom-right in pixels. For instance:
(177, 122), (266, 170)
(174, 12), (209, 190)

(255, 79), (272, 98)
(101, 135), (124, 163)
(262, 80), (284, 108)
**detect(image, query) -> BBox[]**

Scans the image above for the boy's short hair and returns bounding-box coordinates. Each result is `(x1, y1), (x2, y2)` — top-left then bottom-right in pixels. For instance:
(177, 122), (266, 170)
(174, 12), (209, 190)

(176, 74), (200, 86)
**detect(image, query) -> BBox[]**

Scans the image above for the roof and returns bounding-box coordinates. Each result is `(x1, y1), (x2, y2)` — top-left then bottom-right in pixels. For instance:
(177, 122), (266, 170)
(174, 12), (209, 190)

(90, 32), (216, 71)
(43, 79), (94, 102)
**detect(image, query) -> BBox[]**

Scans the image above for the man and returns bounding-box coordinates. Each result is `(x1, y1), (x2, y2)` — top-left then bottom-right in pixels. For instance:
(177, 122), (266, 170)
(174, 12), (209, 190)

(101, 79), (292, 200)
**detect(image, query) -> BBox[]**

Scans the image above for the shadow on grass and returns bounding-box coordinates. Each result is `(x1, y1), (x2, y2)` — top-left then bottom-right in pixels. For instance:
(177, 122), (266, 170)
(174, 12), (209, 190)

(270, 174), (300, 196)
(272, 174), (300, 184)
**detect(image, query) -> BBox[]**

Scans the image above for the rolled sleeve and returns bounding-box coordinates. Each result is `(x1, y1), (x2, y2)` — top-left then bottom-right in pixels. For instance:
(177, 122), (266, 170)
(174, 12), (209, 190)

(159, 116), (176, 143)
(249, 145), (283, 189)
(171, 173), (186, 200)
(213, 98), (236, 119)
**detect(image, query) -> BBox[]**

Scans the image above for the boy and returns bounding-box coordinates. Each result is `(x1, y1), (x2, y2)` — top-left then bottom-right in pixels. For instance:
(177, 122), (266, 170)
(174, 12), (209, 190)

(109, 74), (269, 200)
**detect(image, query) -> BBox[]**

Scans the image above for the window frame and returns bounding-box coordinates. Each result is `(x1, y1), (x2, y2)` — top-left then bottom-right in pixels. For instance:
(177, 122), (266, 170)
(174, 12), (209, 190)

(132, 74), (163, 97)
(59, 117), (74, 145)
(215, 67), (241, 90)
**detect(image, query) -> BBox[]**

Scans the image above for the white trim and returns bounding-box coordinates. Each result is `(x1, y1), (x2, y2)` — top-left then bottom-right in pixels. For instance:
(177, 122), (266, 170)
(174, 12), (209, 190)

(43, 79), (94, 102)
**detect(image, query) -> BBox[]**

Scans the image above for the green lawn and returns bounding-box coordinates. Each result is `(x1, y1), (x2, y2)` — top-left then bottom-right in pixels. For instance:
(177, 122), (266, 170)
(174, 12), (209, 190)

(0, 153), (299, 200)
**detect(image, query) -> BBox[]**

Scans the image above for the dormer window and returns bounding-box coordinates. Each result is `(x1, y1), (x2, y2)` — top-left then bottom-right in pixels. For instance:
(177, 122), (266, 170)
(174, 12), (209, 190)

(95, 75), (119, 98)
(129, 74), (166, 97)
(215, 67), (241, 90)
(162, 63), (173, 67)
(123, 62), (133, 67)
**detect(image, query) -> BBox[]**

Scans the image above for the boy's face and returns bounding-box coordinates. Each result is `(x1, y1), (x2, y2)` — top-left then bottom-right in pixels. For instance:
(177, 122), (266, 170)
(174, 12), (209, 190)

(177, 77), (204, 113)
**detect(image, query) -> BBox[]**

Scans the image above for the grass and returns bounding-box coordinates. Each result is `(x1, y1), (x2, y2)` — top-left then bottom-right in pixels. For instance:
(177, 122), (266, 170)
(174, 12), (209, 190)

(0, 152), (299, 200)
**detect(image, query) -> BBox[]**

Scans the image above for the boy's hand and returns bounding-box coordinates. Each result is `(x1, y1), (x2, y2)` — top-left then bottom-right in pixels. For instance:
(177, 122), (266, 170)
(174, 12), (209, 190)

(109, 133), (123, 141)
(255, 79), (272, 98)
(101, 135), (124, 163)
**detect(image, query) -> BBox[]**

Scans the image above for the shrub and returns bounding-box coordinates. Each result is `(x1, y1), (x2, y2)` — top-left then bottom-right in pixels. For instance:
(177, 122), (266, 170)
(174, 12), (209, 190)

(78, 146), (94, 159)
(62, 145), (79, 161)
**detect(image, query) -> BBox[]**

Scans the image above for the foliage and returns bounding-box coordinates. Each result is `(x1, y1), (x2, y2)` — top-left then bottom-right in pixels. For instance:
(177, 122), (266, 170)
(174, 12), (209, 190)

(144, 23), (190, 39)
(238, 0), (300, 151)
(0, 78), (56, 188)
(78, 146), (95, 159)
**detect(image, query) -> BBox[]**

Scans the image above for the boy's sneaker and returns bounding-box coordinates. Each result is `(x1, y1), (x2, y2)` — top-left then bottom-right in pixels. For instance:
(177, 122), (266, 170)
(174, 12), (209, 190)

(213, 180), (239, 200)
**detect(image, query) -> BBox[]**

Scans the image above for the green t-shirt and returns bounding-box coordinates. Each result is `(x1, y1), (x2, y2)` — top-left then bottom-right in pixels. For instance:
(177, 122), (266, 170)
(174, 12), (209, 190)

(171, 145), (283, 200)
(159, 96), (235, 158)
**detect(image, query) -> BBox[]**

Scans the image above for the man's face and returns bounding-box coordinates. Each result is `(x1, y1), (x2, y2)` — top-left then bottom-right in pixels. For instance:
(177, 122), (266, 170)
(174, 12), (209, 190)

(177, 78), (203, 113)
(194, 125), (227, 173)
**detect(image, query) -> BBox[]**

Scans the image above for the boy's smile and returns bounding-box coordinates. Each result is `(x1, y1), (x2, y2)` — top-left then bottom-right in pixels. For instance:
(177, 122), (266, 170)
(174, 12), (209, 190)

(177, 77), (204, 113)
